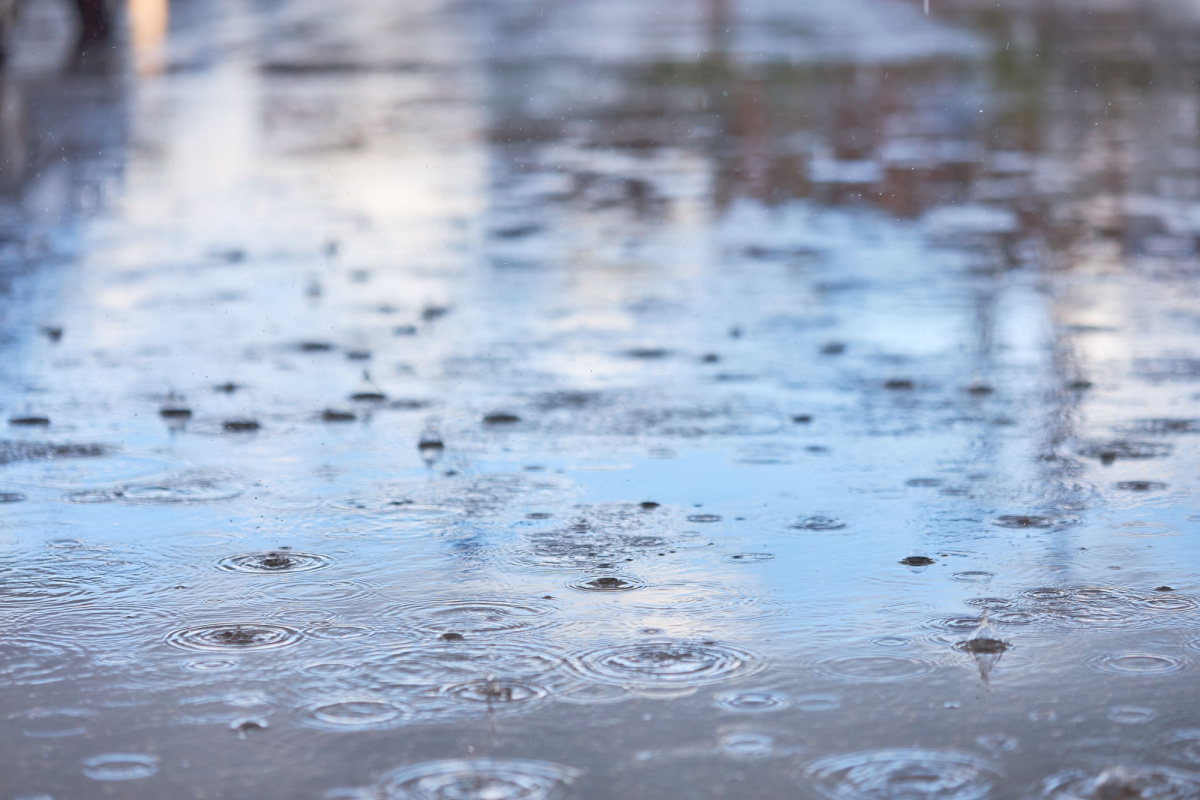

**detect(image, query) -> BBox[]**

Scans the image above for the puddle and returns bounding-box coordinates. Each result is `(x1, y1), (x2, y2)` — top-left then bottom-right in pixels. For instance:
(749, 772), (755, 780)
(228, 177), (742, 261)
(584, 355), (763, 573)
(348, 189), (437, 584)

(3, 0), (1200, 795)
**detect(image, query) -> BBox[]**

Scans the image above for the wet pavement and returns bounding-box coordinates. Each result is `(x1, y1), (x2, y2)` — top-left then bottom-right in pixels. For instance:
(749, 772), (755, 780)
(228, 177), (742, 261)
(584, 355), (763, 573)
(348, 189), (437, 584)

(4, 0), (1200, 798)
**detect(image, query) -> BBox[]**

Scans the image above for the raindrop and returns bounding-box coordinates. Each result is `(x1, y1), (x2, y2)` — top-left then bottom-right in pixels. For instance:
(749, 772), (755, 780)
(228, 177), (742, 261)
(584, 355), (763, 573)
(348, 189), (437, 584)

(955, 612), (1009, 682)
(322, 409), (356, 422)
(223, 419), (260, 432)
(483, 412), (521, 425)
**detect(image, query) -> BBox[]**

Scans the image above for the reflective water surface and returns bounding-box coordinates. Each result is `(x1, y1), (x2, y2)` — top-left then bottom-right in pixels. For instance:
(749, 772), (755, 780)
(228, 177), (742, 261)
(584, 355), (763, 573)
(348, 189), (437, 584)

(4, 0), (1200, 797)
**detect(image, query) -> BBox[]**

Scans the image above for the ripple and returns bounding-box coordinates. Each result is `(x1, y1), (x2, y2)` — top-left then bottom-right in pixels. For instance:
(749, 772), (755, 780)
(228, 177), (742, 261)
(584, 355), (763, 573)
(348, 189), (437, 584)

(811, 654), (938, 683)
(1085, 653), (1190, 676)
(1078, 440), (1173, 463)
(371, 643), (565, 689)
(1136, 592), (1200, 614)
(440, 678), (548, 710)
(216, 551), (333, 574)
(256, 579), (377, 605)
(82, 753), (159, 781)
(308, 625), (376, 641)
(713, 689), (791, 713)
(0, 572), (91, 608)
(302, 698), (410, 731)
(1116, 481), (1168, 492)
(918, 615), (988, 645)
(1160, 730), (1200, 764)
(791, 516), (847, 531)
(952, 571), (995, 583)
(993, 515), (1055, 529)
(1109, 706), (1156, 724)
(376, 758), (583, 800)
(721, 732), (777, 759)
(725, 553), (775, 564)
(177, 692), (273, 725)
(567, 575), (645, 592)
(571, 640), (761, 690)
(687, 514), (722, 523)
(617, 581), (777, 620)
(66, 471), (246, 504)
(182, 657), (240, 673)
(1037, 765), (1200, 800)
(0, 637), (86, 685)
(16, 708), (96, 738)
(1114, 521), (1180, 538)
(1018, 586), (1155, 629)
(391, 598), (557, 635)
(302, 661), (362, 677)
(165, 623), (304, 652)
(805, 748), (1000, 800)
(870, 636), (912, 648)
(795, 694), (841, 711)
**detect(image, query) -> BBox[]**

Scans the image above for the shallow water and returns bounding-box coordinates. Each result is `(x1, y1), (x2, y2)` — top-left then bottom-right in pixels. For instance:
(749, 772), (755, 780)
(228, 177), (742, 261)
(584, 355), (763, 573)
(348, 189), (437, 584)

(4, 0), (1200, 798)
